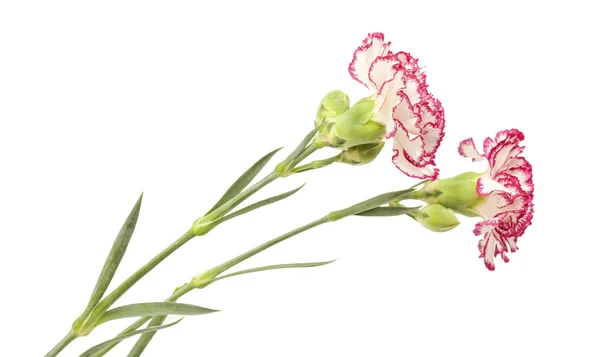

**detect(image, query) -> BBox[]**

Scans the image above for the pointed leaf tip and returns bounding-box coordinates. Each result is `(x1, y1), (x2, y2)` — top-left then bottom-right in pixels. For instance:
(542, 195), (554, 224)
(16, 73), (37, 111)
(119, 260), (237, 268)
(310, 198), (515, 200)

(205, 147), (283, 216)
(80, 194), (144, 318)
(96, 302), (219, 326)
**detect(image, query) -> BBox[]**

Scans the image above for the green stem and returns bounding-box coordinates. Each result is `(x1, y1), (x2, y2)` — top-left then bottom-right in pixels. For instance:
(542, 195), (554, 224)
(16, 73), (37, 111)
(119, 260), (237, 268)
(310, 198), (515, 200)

(105, 188), (418, 356)
(44, 331), (77, 357)
(83, 229), (196, 329)
(200, 216), (330, 280)
(201, 171), (279, 223)
(92, 284), (194, 357)
(290, 143), (319, 168)
(290, 154), (341, 174)
(126, 284), (193, 357)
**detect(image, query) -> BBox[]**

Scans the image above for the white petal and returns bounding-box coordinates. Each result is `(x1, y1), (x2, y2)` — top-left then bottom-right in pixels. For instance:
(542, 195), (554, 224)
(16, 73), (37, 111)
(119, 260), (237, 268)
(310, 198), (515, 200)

(392, 148), (438, 180)
(476, 177), (510, 196)
(368, 56), (400, 94)
(458, 138), (484, 161)
(348, 33), (389, 91)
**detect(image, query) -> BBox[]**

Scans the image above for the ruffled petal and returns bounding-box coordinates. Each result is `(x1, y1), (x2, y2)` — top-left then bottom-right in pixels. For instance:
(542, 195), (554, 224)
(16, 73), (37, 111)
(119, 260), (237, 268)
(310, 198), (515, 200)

(368, 56), (401, 95)
(467, 129), (534, 271)
(349, 33), (445, 180)
(458, 138), (484, 161)
(392, 148), (439, 180)
(348, 33), (390, 92)
(476, 177), (510, 196)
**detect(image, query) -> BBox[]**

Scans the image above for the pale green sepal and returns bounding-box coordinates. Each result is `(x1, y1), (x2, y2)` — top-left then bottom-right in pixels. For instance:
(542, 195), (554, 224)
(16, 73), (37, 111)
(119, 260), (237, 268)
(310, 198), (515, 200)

(334, 98), (385, 148)
(338, 142), (385, 166)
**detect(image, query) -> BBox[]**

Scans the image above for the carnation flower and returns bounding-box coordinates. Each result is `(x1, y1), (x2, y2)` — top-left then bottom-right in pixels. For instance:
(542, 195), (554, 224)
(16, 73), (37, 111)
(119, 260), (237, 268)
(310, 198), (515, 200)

(349, 33), (445, 179)
(458, 129), (534, 270)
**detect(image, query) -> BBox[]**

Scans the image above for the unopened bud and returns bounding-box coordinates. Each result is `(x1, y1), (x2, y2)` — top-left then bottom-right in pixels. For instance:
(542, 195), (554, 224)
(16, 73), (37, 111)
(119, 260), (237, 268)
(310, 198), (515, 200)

(338, 142), (385, 166)
(315, 90), (350, 126)
(415, 204), (460, 232)
(316, 97), (386, 149)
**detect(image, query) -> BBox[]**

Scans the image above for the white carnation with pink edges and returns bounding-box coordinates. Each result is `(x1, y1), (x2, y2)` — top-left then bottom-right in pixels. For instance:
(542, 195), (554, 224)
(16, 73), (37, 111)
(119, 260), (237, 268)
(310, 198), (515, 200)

(459, 129), (535, 271)
(349, 33), (445, 180)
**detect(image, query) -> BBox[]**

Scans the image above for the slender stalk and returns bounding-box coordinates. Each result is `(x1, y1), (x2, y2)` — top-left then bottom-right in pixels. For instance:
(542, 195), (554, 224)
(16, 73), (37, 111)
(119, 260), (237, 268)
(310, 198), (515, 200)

(83, 229), (197, 328)
(201, 216), (330, 280)
(290, 143), (319, 168)
(45, 331), (77, 357)
(290, 154), (341, 174)
(92, 284), (194, 357)
(45, 129), (325, 357)
(201, 171), (279, 223)
(122, 189), (419, 356)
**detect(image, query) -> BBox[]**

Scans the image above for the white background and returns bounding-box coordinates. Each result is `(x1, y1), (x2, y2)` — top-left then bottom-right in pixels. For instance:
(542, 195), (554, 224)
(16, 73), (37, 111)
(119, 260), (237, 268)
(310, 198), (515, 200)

(1, 1), (598, 356)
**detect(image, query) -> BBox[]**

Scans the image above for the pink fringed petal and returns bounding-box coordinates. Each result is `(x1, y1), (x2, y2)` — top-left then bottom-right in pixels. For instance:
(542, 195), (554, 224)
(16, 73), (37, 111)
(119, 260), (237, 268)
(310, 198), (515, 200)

(458, 138), (484, 162)
(464, 129), (534, 271)
(349, 33), (445, 180)
(349, 33), (391, 91)
(391, 148), (439, 180)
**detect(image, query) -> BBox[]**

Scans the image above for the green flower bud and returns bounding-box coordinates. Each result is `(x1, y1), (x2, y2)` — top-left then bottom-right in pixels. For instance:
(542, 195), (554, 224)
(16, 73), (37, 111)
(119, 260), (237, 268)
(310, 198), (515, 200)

(335, 98), (386, 147)
(338, 142), (385, 166)
(415, 172), (484, 217)
(315, 90), (350, 126)
(316, 97), (386, 149)
(415, 204), (460, 233)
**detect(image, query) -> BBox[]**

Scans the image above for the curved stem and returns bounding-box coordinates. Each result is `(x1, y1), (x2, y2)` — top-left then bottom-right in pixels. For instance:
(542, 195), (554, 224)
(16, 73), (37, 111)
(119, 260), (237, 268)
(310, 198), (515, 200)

(44, 331), (77, 357)
(199, 216), (330, 280)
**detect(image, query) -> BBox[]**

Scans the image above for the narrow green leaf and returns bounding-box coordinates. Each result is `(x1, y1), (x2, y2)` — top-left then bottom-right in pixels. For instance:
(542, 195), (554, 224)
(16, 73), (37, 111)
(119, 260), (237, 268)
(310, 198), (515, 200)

(279, 126), (319, 168)
(213, 260), (336, 283)
(80, 318), (183, 357)
(216, 183), (306, 225)
(90, 317), (151, 357)
(355, 206), (420, 217)
(96, 302), (218, 325)
(81, 193), (144, 317)
(206, 147), (282, 215)
(125, 260), (335, 357)
(127, 315), (169, 357)
(327, 188), (415, 221)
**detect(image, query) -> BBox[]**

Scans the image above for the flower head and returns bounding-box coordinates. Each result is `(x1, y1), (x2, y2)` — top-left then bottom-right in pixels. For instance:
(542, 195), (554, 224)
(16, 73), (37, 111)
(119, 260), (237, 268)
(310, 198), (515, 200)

(458, 129), (534, 271)
(349, 33), (445, 180)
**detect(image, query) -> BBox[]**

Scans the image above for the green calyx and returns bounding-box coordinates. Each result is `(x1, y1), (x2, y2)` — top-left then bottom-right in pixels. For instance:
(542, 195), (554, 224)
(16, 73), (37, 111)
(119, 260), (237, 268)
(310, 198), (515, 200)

(415, 204), (460, 232)
(315, 96), (386, 149)
(315, 90), (350, 126)
(414, 172), (484, 217)
(337, 142), (385, 166)
(335, 98), (385, 147)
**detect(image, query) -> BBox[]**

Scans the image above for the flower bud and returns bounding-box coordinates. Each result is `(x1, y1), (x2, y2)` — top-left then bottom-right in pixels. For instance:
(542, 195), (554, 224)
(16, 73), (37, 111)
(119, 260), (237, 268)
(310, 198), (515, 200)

(335, 98), (386, 147)
(415, 204), (460, 232)
(415, 172), (483, 217)
(316, 97), (386, 149)
(337, 142), (385, 166)
(315, 90), (350, 126)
